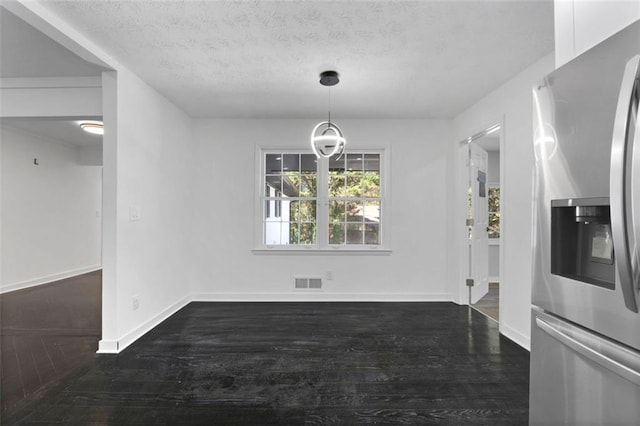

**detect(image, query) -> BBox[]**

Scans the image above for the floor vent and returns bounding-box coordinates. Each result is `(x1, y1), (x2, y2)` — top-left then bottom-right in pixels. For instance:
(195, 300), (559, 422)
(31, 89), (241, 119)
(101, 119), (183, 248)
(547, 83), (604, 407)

(295, 277), (322, 290)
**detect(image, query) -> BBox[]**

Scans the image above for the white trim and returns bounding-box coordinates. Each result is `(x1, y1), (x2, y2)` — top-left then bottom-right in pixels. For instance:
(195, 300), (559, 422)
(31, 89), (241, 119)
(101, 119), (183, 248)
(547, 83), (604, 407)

(500, 322), (530, 351)
(0, 265), (102, 294)
(98, 295), (191, 354)
(96, 339), (119, 354)
(191, 292), (455, 302)
(252, 248), (392, 255)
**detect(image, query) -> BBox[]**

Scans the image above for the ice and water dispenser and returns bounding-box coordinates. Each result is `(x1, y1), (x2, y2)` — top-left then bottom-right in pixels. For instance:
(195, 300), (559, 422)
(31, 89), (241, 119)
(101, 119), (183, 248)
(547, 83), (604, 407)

(551, 197), (615, 289)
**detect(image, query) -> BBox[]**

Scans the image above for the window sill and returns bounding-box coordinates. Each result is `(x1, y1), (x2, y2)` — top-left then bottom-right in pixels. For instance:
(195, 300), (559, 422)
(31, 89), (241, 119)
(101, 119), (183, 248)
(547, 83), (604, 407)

(252, 247), (393, 255)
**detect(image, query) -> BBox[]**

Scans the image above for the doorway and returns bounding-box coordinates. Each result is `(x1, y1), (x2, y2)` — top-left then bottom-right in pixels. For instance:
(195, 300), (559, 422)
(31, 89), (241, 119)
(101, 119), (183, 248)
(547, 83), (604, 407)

(460, 125), (501, 322)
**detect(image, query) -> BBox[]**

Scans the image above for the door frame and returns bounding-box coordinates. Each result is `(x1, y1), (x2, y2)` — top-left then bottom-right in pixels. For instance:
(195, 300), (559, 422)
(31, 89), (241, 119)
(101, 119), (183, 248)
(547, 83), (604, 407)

(456, 123), (504, 319)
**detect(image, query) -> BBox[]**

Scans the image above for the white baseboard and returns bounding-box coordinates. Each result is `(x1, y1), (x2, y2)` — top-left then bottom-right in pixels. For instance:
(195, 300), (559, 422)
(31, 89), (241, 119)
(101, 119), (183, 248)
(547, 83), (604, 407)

(0, 265), (102, 294)
(111, 295), (191, 353)
(191, 292), (455, 302)
(500, 322), (530, 351)
(97, 339), (119, 354)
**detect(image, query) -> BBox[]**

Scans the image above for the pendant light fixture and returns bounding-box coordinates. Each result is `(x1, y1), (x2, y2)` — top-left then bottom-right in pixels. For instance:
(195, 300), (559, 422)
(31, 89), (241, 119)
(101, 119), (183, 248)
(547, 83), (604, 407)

(310, 71), (346, 159)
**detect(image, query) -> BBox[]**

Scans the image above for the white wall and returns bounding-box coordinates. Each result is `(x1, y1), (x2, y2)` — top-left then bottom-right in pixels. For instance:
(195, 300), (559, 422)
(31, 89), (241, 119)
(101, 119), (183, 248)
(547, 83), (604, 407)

(190, 119), (453, 301)
(451, 53), (556, 349)
(98, 68), (195, 352)
(555, 0), (640, 67)
(0, 125), (102, 293)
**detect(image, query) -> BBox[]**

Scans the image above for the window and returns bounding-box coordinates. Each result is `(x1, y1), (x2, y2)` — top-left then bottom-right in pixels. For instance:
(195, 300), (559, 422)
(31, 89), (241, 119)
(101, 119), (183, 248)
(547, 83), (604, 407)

(259, 149), (386, 250)
(264, 153), (317, 245)
(328, 154), (380, 245)
(488, 185), (500, 239)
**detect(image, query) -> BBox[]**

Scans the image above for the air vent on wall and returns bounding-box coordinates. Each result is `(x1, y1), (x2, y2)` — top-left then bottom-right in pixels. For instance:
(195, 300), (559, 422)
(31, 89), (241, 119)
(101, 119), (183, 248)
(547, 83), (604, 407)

(294, 277), (322, 290)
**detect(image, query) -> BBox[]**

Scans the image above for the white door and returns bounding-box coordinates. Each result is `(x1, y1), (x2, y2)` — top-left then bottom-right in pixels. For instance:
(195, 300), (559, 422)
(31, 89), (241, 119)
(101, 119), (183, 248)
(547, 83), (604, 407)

(468, 142), (489, 304)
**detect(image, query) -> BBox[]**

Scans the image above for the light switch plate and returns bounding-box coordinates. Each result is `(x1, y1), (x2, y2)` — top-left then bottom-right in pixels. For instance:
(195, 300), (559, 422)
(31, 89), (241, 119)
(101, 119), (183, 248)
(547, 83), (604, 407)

(129, 205), (141, 221)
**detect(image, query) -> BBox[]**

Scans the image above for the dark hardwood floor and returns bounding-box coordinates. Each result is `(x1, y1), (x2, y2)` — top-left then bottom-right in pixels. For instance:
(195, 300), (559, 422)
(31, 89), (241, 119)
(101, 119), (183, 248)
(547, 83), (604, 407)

(0, 271), (102, 414)
(3, 300), (530, 425)
(472, 282), (499, 322)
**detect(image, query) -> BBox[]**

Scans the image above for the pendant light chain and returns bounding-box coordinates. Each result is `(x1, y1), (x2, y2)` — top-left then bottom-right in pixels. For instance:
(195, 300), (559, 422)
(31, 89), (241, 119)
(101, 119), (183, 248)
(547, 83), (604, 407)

(328, 85), (332, 127)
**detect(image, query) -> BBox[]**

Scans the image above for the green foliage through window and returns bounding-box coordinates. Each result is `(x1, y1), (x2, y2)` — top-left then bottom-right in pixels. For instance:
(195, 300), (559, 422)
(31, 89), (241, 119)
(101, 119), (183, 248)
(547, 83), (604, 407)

(488, 186), (500, 238)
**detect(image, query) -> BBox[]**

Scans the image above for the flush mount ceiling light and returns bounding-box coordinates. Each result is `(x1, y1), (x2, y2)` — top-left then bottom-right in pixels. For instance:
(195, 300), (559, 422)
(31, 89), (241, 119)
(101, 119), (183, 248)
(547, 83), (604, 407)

(311, 71), (346, 159)
(79, 121), (104, 135)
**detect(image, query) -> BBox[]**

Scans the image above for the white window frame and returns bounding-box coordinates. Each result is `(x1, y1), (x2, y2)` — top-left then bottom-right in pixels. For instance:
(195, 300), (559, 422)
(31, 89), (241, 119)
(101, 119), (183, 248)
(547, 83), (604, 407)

(254, 147), (391, 254)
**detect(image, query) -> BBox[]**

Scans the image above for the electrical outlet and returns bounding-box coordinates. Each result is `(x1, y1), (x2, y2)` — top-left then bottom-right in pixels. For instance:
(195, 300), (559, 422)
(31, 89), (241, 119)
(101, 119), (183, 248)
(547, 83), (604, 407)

(132, 296), (139, 311)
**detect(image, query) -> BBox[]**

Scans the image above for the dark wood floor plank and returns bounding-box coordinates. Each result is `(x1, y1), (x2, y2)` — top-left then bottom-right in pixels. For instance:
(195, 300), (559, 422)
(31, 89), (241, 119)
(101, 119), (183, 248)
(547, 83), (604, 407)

(0, 271), (102, 413)
(3, 301), (529, 425)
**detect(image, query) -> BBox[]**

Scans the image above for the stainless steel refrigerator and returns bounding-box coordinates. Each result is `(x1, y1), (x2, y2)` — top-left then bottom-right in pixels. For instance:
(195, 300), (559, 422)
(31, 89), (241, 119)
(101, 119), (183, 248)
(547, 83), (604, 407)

(530, 20), (640, 424)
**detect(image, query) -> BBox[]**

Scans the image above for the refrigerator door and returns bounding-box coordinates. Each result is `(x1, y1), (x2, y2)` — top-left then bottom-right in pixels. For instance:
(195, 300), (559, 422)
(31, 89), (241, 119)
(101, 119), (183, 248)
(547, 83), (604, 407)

(532, 19), (640, 351)
(530, 309), (640, 425)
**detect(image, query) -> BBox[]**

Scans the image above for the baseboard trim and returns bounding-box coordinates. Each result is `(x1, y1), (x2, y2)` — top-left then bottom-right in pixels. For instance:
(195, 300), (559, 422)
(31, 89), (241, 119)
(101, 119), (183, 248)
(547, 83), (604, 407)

(113, 295), (191, 353)
(97, 339), (119, 354)
(191, 292), (455, 302)
(0, 265), (102, 294)
(500, 323), (530, 351)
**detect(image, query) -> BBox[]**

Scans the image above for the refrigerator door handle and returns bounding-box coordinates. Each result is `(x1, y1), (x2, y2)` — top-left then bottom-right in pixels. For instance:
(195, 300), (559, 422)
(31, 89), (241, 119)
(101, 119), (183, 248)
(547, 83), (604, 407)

(536, 317), (640, 386)
(610, 54), (640, 313)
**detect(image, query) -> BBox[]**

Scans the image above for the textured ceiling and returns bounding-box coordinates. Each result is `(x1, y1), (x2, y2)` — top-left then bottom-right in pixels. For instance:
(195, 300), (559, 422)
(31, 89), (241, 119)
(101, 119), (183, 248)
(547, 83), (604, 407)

(16, 0), (553, 119)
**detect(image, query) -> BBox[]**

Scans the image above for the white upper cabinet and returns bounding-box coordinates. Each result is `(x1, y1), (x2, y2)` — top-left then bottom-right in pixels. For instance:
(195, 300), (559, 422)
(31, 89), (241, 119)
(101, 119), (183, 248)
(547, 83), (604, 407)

(555, 0), (640, 67)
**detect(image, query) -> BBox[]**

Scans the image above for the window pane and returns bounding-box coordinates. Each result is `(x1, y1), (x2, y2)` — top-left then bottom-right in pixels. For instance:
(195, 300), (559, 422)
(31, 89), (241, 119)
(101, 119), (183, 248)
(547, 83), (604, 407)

(266, 175), (283, 193)
(346, 223), (363, 244)
(264, 221), (282, 245)
(363, 171), (380, 197)
(346, 153), (363, 171)
(284, 171), (300, 196)
(329, 222), (345, 244)
(298, 200), (316, 222)
(289, 222), (299, 244)
(329, 155), (345, 172)
(283, 154), (300, 172)
(300, 223), (316, 244)
(300, 154), (317, 173)
(365, 224), (380, 244)
(488, 187), (500, 212)
(329, 201), (346, 223)
(364, 200), (380, 222)
(489, 213), (500, 238)
(364, 154), (380, 172)
(345, 173), (363, 197)
(346, 201), (363, 222)
(264, 200), (272, 219)
(329, 173), (345, 196)
(300, 173), (317, 197)
(289, 201), (299, 221)
(265, 154), (282, 174)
